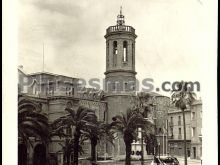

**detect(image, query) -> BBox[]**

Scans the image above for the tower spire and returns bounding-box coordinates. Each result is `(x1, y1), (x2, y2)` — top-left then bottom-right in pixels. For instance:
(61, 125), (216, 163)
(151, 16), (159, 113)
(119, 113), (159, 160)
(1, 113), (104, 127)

(117, 6), (125, 25)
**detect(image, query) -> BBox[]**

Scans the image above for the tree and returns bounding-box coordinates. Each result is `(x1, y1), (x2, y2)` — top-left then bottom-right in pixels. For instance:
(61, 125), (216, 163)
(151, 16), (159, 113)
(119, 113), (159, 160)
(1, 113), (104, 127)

(56, 138), (83, 165)
(82, 121), (115, 165)
(171, 81), (196, 165)
(18, 96), (49, 146)
(111, 109), (153, 165)
(52, 106), (97, 165)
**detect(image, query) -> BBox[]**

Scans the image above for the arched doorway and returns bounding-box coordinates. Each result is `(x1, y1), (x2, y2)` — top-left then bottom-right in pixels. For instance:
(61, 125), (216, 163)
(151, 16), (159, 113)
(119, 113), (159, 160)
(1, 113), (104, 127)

(33, 144), (46, 165)
(18, 144), (27, 165)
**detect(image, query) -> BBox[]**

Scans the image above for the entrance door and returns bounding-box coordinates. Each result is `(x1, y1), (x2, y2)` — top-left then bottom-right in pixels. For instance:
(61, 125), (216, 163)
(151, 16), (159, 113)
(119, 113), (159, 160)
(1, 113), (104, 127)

(18, 144), (27, 165)
(193, 147), (196, 159)
(33, 144), (46, 165)
(187, 149), (191, 157)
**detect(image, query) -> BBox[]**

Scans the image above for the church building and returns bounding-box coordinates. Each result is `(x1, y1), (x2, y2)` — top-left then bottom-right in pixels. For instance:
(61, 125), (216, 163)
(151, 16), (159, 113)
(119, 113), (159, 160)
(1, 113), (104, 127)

(18, 9), (172, 165)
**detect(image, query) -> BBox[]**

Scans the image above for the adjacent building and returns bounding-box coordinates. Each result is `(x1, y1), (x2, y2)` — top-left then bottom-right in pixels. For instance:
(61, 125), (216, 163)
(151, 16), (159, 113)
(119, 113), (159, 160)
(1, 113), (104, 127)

(167, 106), (192, 157)
(190, 100), (202, 159)
(167, 100), (202, 159)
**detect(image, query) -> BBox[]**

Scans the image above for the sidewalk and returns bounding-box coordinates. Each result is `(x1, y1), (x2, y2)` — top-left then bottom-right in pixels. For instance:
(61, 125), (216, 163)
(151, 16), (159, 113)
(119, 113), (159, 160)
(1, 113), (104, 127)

(175, 156), (202, 163)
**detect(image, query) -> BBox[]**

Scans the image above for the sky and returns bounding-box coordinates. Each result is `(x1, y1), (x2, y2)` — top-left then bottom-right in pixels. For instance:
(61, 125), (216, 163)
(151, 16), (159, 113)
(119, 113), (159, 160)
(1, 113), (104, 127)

(18, 0), (217, 96)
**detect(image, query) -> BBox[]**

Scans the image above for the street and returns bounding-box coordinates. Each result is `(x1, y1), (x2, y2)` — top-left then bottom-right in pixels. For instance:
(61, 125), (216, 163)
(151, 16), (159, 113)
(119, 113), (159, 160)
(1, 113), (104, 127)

(178, 158), (202, 165)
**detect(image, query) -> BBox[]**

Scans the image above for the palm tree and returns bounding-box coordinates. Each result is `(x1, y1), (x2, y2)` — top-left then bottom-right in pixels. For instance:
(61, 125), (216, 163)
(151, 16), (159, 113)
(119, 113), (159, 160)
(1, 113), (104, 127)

(18, 96), (49, 146)
(171, 81), (196, 165)
(50, 126), (84, 165)
(52, 106), (97, 165)
(82, 121), (115, 165)
(111, 109), (153, 165)
(57, 138), (74, 165)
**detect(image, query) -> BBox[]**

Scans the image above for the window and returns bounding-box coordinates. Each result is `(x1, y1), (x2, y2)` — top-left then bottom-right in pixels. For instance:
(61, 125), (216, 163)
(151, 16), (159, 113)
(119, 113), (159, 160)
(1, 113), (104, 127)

(124, 82), (128, 91)
(123, 41), (128, 62)
(106, 81), (111, 92)
(113, 41), (117, 54)
(200, 147), (202, 157)
(178, 116), (181, 125)
(33, 83), (37, 95)
(178, 128), (182, 139)
(132, 43), (134, 67)
(113, 41), (117, 66)
(192, 112), (196, 120)
(107, 42), (109, 67)
(170, 117), (173, 125)
(178, 128), (181, 135)
(104, 111), (106, 121)
(112, 82), (116, 91)
(192, 127), (196, 137)
(132, 84), (135, 90)
(170, 128), (173, 136)
(66, 87), (68, 95)
(72, 87), (74, 96)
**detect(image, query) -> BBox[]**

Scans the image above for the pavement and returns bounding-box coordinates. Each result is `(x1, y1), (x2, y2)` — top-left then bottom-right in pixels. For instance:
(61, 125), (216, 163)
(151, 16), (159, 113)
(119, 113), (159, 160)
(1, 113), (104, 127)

(175, 157), (202, 165)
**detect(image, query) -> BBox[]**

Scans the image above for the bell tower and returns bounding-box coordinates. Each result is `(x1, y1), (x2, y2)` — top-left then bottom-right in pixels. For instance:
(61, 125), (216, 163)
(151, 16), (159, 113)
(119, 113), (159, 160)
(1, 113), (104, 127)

(104, 7), (137, 120)
(104, 8), (138, 156)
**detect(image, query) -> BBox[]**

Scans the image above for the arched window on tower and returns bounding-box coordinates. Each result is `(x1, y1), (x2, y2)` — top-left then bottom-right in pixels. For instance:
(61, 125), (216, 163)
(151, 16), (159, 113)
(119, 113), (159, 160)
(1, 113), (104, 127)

(107, 42), (109, 67)
(132, 43), (134, 68)
(123, 41), (128, 62)
(113, 41), (117, 66)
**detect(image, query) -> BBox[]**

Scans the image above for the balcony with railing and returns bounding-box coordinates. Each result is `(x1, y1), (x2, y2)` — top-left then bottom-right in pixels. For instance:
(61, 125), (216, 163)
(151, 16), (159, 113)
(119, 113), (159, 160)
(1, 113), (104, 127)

(106, 25), (136, 36)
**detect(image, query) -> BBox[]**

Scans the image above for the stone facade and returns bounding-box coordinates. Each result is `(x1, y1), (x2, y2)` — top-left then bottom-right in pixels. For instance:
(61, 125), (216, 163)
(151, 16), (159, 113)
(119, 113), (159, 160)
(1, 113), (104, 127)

(18, 71), (107, 165)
